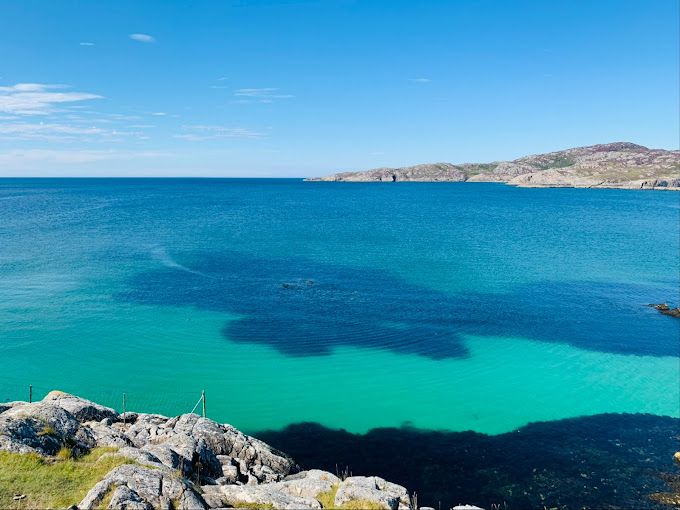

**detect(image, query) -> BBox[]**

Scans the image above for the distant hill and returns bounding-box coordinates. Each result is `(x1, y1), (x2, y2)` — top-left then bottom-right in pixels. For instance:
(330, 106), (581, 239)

(306, 142), (680, 189)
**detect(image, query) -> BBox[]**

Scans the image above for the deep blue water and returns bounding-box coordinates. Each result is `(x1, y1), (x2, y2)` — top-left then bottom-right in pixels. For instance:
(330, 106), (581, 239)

(1, 178), (679, 509)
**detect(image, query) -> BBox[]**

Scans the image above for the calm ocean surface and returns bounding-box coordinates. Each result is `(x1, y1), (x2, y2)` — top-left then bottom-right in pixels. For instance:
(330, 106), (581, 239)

(1, 179), (678, 435)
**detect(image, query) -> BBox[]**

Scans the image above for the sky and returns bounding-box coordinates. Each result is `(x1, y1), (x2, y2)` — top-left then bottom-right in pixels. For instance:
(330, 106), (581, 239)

(0, 0), (678, 177)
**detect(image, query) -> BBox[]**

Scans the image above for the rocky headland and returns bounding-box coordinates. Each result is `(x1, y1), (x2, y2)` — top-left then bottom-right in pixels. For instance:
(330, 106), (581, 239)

(306, 142), (680, 190)
(0, 391), (412, 510)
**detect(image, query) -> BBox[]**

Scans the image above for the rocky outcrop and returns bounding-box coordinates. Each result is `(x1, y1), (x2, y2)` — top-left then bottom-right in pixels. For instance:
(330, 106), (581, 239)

(0, 392), (97, 456)
(307, 142), (680, 190)
(79, 464), (207, 510)
(334, 476), (410, 510)
(201, 471), (410, 510)
(0, 391), (412, 510)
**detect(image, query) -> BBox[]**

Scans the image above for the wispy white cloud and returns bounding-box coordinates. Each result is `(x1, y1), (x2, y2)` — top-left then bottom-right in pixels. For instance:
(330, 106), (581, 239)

(0, 149), (167, 166)
(129, 33), (155, 43)
(233, 88), (293, 103)
(409, 78), (431, 83)
(0, 122), (143, 142)
(79, 42), (95, 46)
(151, 111), (167, 116)
(174, 125), (265, 141)
(0, 83), (102, 115)
(0, 83), (64, 92)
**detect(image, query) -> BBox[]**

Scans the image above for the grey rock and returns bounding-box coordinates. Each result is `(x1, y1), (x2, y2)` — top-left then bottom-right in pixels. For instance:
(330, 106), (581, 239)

(0, 434), (41, 454)
(0, 392), (412, 510)
(78, 464), (206, 510)
(0, 400), (92, 455)
(122, 411), (295, 483)
(216, 456), (244, 484)
(277, 469), (340, 499)
(107, 485), (153, 510)
(124, 413), (172, 447)
(0, 401), (22, 415)
(86, 420), (133, 448)
(335, 476), (410, 510)
(42, 391), (118, 422)
(201, 484), (321, 509)
(172, 414), (297, 481)
(99, 446), (165, 470)
(142, 442), (190, 474)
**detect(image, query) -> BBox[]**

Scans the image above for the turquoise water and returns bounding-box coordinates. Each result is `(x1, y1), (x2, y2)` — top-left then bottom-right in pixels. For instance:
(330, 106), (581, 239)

(0, 179), (678, 435)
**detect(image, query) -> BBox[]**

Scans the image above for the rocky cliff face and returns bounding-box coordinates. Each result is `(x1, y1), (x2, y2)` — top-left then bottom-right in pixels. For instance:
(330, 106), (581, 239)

(307, 142), (680, 189)
(0, 391), (411, 510)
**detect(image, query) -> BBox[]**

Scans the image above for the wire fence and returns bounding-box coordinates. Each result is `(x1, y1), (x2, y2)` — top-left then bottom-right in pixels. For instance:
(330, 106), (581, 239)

(1, 380), (209, 419)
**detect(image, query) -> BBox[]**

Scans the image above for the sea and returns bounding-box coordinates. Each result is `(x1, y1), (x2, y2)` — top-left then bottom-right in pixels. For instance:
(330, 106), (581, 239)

(1, 178), (678, 508)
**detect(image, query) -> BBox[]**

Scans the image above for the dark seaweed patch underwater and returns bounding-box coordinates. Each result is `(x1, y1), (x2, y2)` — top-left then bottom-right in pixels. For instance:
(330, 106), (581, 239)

(257, 414), (680, 510)
(122, 250), (678, 359)
(119, 251), (680, 508)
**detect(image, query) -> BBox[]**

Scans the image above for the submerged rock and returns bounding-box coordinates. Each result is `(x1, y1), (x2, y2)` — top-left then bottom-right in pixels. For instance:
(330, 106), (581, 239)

(650, 303), (680, 318)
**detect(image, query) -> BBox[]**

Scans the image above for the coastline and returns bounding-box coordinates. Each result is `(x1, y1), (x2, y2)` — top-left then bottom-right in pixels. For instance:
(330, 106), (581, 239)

(304, 178), (680, 190)
(0, 391), (413, 510)
(2, 391), (679, 510)
(304, 142), (680, 190)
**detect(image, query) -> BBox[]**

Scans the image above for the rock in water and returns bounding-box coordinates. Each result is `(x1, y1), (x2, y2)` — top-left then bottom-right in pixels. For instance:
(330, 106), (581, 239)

(650, 303), (680, 318)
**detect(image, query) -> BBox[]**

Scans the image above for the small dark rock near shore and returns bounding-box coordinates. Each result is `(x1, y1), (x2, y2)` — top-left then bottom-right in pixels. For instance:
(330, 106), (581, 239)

(650, 303), (680, 318)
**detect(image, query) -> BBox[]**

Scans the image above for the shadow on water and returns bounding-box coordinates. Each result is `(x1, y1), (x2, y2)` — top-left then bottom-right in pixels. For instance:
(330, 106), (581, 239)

(121, 251), (678, 358)
(256, 414), (680, 510)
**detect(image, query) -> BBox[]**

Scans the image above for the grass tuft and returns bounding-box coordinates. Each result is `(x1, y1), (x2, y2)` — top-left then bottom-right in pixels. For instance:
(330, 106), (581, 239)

(231, 502), (275, 509)
(37, 425), (58, 438)
(0, 447), (130, 509)
(316, 484), (339, 508)
(55, 447), (73, 460)
(317, 485), (387, 510)
(338, 499), (387, 510)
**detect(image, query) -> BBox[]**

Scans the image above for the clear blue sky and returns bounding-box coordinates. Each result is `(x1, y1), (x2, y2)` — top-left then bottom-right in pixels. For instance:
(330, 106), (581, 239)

(0, 0), (677, 176)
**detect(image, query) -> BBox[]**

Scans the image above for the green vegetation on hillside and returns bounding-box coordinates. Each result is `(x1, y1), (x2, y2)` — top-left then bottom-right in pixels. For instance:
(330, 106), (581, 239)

(535, 156), (576, 170)
(464, 162), (499, 175)
(0, 447), (130, 509)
